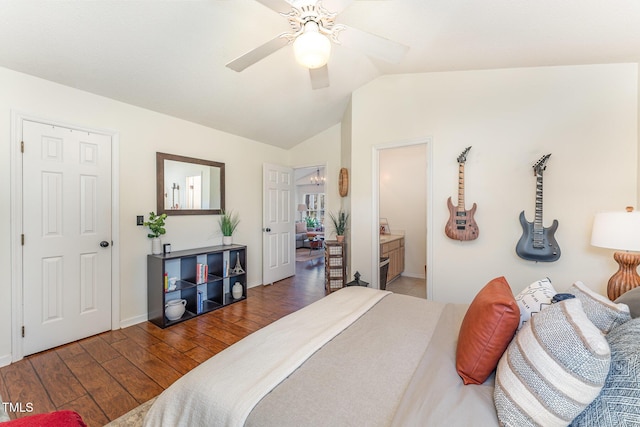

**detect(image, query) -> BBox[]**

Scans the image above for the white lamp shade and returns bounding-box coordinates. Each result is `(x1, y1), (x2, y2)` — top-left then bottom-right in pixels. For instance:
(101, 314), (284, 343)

(591, 210), (640, 251)
(293, 22), (331, 69)
(297, 204), (307, 212)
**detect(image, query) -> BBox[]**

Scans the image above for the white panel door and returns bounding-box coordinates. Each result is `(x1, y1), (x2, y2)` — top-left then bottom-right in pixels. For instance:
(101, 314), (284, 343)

(22, 120), (112, 355)
(262, 163), (295, 284)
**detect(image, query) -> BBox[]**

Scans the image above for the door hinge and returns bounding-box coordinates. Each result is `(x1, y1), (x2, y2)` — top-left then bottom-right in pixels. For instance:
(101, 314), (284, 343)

(21, 326), (25, 338)
(21, 234), (24, 246)
(21, 140), (24, 153)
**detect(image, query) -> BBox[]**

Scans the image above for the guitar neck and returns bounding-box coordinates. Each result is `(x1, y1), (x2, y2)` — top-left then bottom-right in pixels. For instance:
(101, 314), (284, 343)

(534, 172), (543, 231)
(457, 163), (465, 212)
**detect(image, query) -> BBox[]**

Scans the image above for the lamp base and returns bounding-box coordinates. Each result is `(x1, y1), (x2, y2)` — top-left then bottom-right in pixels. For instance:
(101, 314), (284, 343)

(607, 251), (640, 300)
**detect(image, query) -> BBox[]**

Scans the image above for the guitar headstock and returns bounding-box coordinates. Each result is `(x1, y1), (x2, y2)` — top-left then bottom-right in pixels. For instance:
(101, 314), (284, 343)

(457, 146), (472, 163)
(532, 153), (551, 175)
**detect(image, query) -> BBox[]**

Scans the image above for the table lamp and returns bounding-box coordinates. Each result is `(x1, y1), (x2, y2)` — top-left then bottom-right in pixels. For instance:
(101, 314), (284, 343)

(297, 204), (307, 221)
(591, 206), (640, 300)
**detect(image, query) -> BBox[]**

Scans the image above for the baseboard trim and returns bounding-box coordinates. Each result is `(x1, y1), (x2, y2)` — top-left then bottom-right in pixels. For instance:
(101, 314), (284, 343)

(119, 314), (148, 329)
(0, 353), (13, 368)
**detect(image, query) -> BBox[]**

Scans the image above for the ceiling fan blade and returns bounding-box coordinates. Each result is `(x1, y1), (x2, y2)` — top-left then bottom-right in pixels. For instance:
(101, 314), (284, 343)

(254, 0), (291, 14)
(339, 25), (409, 64)
(310, 65), (330, 90)
(322, 0), (355, 14)
(226, 35), (289, 72)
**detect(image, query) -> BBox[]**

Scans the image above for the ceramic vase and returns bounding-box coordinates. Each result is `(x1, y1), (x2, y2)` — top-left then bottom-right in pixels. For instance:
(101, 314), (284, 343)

(165, 299), (186, 321)
(151, 237), (162, 254)
(336, 235), (345, 243)
(232, 282), (243, 299)
(223, 235), (233, 245)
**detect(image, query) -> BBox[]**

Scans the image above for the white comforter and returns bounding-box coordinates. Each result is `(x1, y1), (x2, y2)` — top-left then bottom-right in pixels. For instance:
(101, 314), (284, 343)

(143, 287), (389, 427)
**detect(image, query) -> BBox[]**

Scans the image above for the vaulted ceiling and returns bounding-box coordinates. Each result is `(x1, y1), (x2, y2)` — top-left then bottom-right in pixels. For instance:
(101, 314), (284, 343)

(1, 0), (640, 149)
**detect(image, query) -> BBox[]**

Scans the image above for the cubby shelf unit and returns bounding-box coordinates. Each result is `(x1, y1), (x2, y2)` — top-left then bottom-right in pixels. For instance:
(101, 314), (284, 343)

(147, 244), (247, 328)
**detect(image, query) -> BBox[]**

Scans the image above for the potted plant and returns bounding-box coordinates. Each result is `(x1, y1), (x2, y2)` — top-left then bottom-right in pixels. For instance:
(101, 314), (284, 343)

(305, 216), (318, 231)
(219, 210), (240, 245)
(329, 210), (349, 243)
(144, 211), (167, 254)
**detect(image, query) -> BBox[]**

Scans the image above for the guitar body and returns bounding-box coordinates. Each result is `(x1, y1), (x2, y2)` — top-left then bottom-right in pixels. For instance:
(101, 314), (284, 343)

(515, 211), (561, 262)
(445, 197), (479, 241)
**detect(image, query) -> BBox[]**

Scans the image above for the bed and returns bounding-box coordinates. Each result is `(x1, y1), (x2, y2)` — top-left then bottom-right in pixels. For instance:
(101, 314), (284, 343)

(142, 286), (499, 426)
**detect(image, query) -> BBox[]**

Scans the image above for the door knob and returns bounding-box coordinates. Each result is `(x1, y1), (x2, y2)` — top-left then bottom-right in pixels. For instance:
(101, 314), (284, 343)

(100, 241), (110, 248)
(263, 228), (271, 232)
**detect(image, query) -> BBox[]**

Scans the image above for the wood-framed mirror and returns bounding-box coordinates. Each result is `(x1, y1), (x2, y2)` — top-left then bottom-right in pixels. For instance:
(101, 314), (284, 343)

(156, 152), (225, 215)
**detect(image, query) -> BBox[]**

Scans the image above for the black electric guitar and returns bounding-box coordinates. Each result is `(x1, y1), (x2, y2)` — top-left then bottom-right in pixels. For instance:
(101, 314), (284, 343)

(445, 146), (479, 241)
(516, 154), (561, 262)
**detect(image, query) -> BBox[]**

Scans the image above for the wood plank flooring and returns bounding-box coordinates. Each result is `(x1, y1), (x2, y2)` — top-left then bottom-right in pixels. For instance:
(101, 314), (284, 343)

(0, 257), (326, 426)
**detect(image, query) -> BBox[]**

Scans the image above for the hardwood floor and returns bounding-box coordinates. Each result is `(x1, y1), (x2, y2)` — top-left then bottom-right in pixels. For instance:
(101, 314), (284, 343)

(0, 258), (326, 426)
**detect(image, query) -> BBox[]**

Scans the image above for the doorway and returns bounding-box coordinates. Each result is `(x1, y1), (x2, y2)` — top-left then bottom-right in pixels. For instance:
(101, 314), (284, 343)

(11, 113), (119, 360)
(375, 140), (431, 298)
(293, 165), (327, 271)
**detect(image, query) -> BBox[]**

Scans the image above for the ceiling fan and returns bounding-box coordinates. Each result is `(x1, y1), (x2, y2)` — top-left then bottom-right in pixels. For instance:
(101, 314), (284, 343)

(226, 0), (409, 89)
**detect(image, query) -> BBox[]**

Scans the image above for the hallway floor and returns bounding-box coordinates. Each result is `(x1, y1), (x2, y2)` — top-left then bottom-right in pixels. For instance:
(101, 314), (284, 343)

(295, 256), (427, 299)
(385, 275), (427, 298)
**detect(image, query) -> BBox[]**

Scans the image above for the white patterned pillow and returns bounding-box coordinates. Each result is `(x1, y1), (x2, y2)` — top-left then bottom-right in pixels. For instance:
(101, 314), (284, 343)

(571, 281), (631, 334)
(494, 298), (611, 427)
(515, 278), (557, 330)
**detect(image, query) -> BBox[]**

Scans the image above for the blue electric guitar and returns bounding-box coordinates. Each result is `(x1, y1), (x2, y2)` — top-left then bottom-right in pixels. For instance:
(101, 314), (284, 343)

(516, 154), (561, 262)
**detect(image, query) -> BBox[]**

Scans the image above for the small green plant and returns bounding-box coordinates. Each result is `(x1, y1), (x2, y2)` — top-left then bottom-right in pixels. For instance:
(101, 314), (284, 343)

(305, 216), (318, 229)
(144, 212), (167, 238)
(329, 210), (349, 236)
(218, 210), (240, 236)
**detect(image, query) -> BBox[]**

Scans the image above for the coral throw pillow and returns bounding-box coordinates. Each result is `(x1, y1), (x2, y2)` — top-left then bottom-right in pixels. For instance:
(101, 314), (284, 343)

(1, 410), (87, 426)
(456, 276), (520, 385)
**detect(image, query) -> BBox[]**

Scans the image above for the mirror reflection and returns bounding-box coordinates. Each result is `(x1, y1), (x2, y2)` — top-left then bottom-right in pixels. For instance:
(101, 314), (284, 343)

(156, 152), (225, 215)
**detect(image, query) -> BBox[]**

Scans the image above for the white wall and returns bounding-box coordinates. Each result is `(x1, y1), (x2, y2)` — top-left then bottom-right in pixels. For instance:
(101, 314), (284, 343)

(379, 144), (427, 278)
(0, 66), (290, 363)
(349, 64), (638, 303)
(339, 102), (354, 266)
(289, 124), (342, 238)
(2, 62), (638, 363)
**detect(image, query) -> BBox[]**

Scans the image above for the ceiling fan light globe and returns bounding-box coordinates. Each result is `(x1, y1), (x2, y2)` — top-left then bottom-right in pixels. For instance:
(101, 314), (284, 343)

(293, 29), (331, 69)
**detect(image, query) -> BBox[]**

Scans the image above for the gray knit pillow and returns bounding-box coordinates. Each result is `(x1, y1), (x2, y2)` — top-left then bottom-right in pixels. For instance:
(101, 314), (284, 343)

(570, 317), (640, 426)
(494, 298), (611, 427)
(615, 286), (640, 318)
(571, 281), (631, 334)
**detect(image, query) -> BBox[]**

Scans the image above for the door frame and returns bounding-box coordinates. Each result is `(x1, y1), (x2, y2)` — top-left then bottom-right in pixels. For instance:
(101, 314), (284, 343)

(293, 161), (330, 229)
(372, 137), (433, 298)
(9, 111), (120, 363)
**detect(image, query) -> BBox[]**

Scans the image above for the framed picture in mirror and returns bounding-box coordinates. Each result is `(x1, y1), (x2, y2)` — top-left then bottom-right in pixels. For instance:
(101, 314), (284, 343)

(380, 218), (391, 235)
